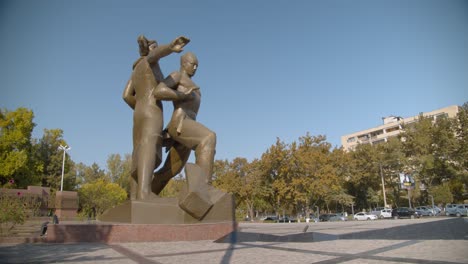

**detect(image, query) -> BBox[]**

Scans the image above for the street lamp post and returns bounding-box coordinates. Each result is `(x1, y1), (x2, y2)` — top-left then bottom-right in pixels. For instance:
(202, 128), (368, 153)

(379, 162), (388, 208)
(428, 195), (435, 216)
(58, 145), (71, 191)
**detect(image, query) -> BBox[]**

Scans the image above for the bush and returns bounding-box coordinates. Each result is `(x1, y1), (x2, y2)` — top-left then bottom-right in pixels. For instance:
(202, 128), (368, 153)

(0, 191), (41, 235)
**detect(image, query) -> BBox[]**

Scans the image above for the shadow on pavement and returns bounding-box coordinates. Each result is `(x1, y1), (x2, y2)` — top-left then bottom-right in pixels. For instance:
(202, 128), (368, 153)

(340, 218), (467, 240)
(216, 218), (467, 243)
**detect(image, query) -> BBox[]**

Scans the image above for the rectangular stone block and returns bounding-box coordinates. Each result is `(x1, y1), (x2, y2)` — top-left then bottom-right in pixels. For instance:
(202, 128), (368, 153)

(179, 191), (213, 220)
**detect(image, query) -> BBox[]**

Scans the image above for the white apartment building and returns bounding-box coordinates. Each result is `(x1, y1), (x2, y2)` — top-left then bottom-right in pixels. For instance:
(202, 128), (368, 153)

(341, 105), (460, 151)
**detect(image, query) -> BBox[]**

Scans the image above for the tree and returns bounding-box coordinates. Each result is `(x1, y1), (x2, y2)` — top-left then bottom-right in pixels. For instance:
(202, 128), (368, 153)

(260, 138), (292, 216)
(214, 157), (269, 220)
(82, 163), (106, 184)
(158, 174), (186, 197)
(292, 134), (341, 216)
(0, 108), (39, 187)
(240, 159), (270, 220)
(400, 113), (461, 203)
(106, 153), (132, 194)
(35, 128), (71, 189)
(73, 162), (106, 191)
(366, 187), (380, 209)
(344, 143), (381, 211)
(213, 159), (244, 206)
(78, 179), (127, 219)
(452, 103), (468, 201)
(106, 154), (123, 183)
(375, 137), (406, 208)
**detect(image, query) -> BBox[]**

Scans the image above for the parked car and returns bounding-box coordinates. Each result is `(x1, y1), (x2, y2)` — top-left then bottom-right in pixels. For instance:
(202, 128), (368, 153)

(415, 206), (435, 216)
(278, 216), (298, 223)
(308, 214), (319, 223)
(427, 205), (442, 215)
(445, 204), (463, 216)
(353, 212), (378, 221)
(262, 216), (278, 222)
(445, 204), (468, 217)
(370, 208), (392, 219)
(392, 207), (421, 219)
(336, 212), (348, 221)
(319, 214), (346, 222)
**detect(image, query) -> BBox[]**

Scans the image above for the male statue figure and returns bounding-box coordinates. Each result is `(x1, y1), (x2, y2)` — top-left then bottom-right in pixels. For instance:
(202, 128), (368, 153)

(122, 35), (191, 201)
(152, 52), (216, 195)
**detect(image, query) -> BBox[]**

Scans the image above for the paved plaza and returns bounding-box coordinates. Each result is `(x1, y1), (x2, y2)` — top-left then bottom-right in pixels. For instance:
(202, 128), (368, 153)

(1, 217), (467, 264)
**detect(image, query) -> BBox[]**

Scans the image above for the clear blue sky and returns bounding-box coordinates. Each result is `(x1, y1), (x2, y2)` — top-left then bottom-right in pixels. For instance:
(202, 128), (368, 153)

(1, 0), (467, 170)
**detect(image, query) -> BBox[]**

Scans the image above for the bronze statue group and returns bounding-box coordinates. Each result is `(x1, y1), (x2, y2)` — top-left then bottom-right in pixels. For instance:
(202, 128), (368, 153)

(122, 35), (216, 203)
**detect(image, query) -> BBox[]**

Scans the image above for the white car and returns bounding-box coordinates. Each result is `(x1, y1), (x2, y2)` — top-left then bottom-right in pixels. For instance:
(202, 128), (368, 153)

(370, 208), (392, 219)
(353, 212), (378, 221)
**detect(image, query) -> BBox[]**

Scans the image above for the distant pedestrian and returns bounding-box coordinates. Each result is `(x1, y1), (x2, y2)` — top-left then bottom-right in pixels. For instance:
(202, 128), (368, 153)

(40, 221), (49, 236)
(53, 214), (59, 224)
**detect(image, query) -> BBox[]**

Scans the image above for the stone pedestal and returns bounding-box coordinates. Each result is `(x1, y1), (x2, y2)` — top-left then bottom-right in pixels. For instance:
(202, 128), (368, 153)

(55, 191), (78, 219)
(93, 163), (236, 243)
(98, 193), (234, 224)
(99, 163), (235, 225)
(45, 222), (237, 243)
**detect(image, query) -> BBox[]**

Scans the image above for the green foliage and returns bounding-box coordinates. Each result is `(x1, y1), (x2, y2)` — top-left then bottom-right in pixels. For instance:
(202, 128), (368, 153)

(453, 103), (468, 190)
(428, 183), (453, 205)
(0, 191), (42, 235)
(35, 128), (71, 189)
(0, 108), (39, 187)
(75, 162), (106, 185)
(366, 187), (380, 208)
(106, 153), (132, 194)
(400, 110), (466, 203)
(78, 179), (127, 218)
(0, 193), (26, 235)
(3, 103), (467, 216)
(213, 133), (350, 218)
(159, 175), (186, 197)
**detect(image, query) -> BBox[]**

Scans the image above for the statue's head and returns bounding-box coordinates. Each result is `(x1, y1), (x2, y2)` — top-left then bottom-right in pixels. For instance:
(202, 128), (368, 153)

(181, 52), (198, 77)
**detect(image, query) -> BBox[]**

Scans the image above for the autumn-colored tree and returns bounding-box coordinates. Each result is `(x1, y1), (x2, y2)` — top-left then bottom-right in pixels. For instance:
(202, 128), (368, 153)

(213, 159), (243, 200)
(240, 159), (270, 220)
(292, 134), (341, 216)
(260, 138), (292, 216)
(159, 174), (185, 197)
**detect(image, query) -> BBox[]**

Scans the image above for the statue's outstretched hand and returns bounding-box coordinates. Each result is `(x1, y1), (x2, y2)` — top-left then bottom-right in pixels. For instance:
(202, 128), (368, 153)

(171, 36), (190, 53)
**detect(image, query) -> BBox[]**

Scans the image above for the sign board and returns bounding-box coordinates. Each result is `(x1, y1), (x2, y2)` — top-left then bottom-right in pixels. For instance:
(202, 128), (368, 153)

(399, 173), (415, 189)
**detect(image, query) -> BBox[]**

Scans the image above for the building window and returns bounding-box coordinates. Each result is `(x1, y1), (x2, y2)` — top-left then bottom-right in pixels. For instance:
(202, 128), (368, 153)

(385, 126), (400, 133)
(370, 130), (383, 138)
(357, 134), (369, 142)
(347, 137), (356, 143)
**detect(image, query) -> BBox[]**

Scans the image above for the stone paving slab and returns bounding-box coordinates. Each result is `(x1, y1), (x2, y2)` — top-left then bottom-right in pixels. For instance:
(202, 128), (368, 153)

(0, 217), (467, 264)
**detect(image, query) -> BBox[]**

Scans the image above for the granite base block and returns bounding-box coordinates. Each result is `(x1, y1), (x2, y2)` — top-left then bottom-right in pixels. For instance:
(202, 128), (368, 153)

(45, 221), (237, 243)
